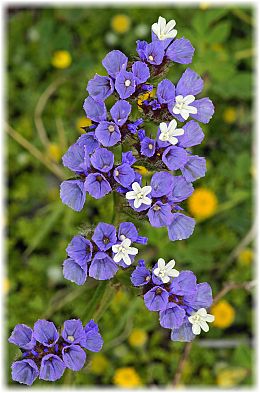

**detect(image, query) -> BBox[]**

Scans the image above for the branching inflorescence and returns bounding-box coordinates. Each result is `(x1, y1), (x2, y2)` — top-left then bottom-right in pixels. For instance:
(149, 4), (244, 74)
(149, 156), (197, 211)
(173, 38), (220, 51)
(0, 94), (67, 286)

(9, 16), (215, 385)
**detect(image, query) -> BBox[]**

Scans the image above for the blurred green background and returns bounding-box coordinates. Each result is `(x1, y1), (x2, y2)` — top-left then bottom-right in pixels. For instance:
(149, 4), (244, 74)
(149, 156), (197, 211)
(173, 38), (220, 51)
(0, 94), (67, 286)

(7, 5), (254, 388)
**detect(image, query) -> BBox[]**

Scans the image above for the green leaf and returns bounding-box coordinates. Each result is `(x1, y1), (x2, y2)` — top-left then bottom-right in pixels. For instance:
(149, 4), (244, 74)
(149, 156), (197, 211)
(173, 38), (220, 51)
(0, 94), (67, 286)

(207, 21), (231, 44)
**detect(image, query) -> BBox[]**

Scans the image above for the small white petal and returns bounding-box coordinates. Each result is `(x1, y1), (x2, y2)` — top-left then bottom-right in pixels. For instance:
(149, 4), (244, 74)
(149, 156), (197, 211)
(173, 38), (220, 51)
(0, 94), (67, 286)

(167, 269), (179, 278)
(159, 122), (168, 133)
(132, 182), (141, 193)
(123, 254), (132, 265)
(113, 252), (123, 263)
(127, 246), (138, 256)
(205, 314), (215, 323)
(122, 238), (131, 248)
(112, 244), (120, 253)
(142, 185), (152, 195)
(186, 105), (197, 115)
(134, 198), (142, 209)
(168, 119), (177, 131)
(200, 321), (209, 332)
(157, 258), (165, 269)
(192, 323), (201, 335)
(126, 191), (136, 200)
(166, 259), (175, 269)
(183, 95), (195, 105)
(153, 267), (160, 276)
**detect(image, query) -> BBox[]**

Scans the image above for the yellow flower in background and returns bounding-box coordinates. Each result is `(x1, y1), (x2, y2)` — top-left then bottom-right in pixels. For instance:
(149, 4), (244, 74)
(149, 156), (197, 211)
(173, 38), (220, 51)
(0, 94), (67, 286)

(111, 14), (131, 34)
(76, 117), (92, 133)
(216, 367), (248, 387)
(51, 50), (72, 69)
(90, 353), (109, 375)
(237, 248), (253, 266)
(4, 278), (10, 294)
(223, 107), (237, 124)
(199, 2), (210, 10)
(211, 300), (235, 329)
(137, 89), (156, 107)
(113, 367), (142, 388)
(128, 328), (148, 348)
(188, 188), (218, 219)
(47, 143), (62, 162)
(133, 165), (150, 176)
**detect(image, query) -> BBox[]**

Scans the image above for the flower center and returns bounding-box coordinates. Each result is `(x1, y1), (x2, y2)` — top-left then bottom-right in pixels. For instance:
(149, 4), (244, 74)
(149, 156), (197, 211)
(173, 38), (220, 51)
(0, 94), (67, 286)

(96, 175), (103, 182)
(145, 276), (150, 282)
(67, 335), (74, 342)
(153, 204), (161, 211)
(137, 192), (144, 199)
(148, 143), (153, 150)
(108, 125), (115, 132)
(148, 55), (154, 61)
(103, 236), (110, 245)
(124, 79), (131, 87)
(155, 288), (162, 295)
(115, 169), (119, 177)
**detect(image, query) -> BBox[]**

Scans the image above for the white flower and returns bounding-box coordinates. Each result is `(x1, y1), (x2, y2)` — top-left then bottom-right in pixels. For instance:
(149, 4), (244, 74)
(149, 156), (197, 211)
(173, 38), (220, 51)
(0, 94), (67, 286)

(159, 119), (184, 145)
(153, 258), (179, 283)
(126, 182), (152, 209)
(152, 16), (177, 41)
(188, 308), (215, 335)
(112, 238), (138, 266)
(172, 95), (197, 120)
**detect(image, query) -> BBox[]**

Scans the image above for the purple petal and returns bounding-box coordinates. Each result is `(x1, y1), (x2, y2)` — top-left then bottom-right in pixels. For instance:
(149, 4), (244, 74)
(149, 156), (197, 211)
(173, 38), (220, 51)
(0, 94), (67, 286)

(62, 345), (86, 371)
(136, 40), (148, 61)
(90, 148), (114, 173)
(177, 120), (204, 148)
(145, 41), (165, 65)
(171, 176), (194, 203)
(151, 171), (174, 197)
(167, 213), (195, 241)
(92, 222), (117, 251)
(63, 258), (87, 285)
(166, 37), (194, 64)
(176, 68), (204, 96)
(114, 164), (135, 187)
(33, 320), (59, 347)
(66, 235), (93, 265)
(171, 320), (195, 342)
(8, 324), (35, 350)
(140, 137), (156, 157)
(115, 70), (136, 99)
(110, 100), (132, 126)
(132, 61), (150, 84)
(122, 151), (137, 166)
(187, 282), (213, 309)
(89, 251), (118, 280)
(62, 143), (88, 174)
(102, 50), (128, 78)
(159, 305), (186, 329)
(131, 261), (151, 286)
(83, 96), (107, 122)
(191, 98), (215, 124)
(76, 132), (99, 155)
(170, 270), (197, 297)
(39, 354), (65, 381)
(84, 173), (111, 199)
(144, 286), (168, 311)
(62, 319), (85, 344)
(157, 79), (175, 104)
(162, 146), (188, 171)
(60, 180), (86, 212)
(118, 222), (138, 242)
(181, 155), (206, 182)
(83, 330), (103, 352)
(95, 121), (121, 147)
(11, 359), (39, 386)
(148, 202), (173, 227)
(87, 74), (114, 101)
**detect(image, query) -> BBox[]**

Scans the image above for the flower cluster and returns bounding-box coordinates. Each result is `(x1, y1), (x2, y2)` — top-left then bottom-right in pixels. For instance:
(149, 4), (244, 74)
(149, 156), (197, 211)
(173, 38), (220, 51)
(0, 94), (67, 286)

(131, 258), (214, 341)
(8, 319), (103, 385)
(63, 222), (147, 284)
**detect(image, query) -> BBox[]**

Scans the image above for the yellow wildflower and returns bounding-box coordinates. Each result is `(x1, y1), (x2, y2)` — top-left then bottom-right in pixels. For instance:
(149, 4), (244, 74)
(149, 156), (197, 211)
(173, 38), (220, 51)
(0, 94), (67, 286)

(76, 117), (92, 133)
(199, 2), (210, 10)
(51, 50), (72, 69)
(128, 328), (147, 348)
(238, 248), (253, 266)
(133, 165), (149, 176)
(4, 278), (10, 294)
(47, 143), (62, 162)
(90, 353), (109, 375)
(113, 367), (142, 388)
(216, 367), (248, 387)
(111, 15), (131, 34)
(211, 300), (235, 329)
(223, 107), (237, 124)
(188, 188), (218, 219)
(137, 89), (156, 107)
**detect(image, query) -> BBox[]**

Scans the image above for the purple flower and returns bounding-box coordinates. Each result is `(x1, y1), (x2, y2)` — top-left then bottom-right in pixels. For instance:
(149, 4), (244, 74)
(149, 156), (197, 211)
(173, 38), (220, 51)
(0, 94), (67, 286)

(170, 176), (194, 203)
(131, 260), (151, 286)
(148, 201), (174, 227)
(150, 171), (174, 197)
(87, 74), (114, 101)
(157, 79), (175, 104)
(33, 320), (59, 347)
(62, 345), (86, 371)
(95, 121), (121, 147)
(110, 100), (132, 126)
(60, 180), (86, 212)
(171, 320), (195, 342)
(180, 155), (206, 182)
(66, 236), (93, 266)
(83, 320), (104, 352)
(159, 304), (186, 329)
(63, 258), (87, 285)
(8, 324), (36, 350)
(39, 354), (66, 381)
(77, 132), (99, 155)
(90, 148), (114, 173)
(144, 286), (168, 311)
(140, 137), (156, 157)
(177, 120), (204, 148)
(127, 118), (144, 134)
(191, 98), (215, 124)
(136, 40), (148, 61)
(115, 70), (136, 99)
(102, 50), (128, 78)
(83, 96), (107, 122)
(162, 146), (188, 170)
(167, 213), (195, 241)
(122, 151), (137, 166)
(132, 61), (150, 84)
(11, 359), (39, 386)
(84, 173), (111, 199)
(166, 37), (195, 64)
(62, 319), (86, 345)
(145, 41), (165, 65)
(176, 68), (204, 97)
(92, 222), (117, 251)
(89, 251), (118, 280)
(114, 164), (135, 187)
(62, 143), (90, 174)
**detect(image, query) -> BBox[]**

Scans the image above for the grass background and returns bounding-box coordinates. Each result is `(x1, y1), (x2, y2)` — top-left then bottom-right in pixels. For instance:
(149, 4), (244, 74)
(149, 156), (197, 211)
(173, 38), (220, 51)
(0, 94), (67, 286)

(7, 4), (254, 387)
